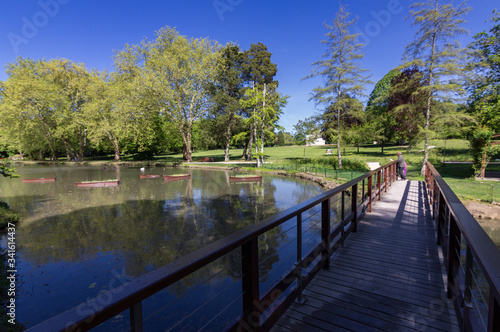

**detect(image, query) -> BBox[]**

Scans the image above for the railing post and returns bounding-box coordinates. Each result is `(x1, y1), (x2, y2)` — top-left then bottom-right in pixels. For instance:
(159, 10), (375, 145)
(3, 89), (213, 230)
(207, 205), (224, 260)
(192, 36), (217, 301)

(362, 179), (365, 203)
(341, 191), (345, 224)
(368, 176), (373, 213)
(130, 302), (143, 332)
(242, 238), (260, 329)
(341, 191), (346, 245)
(488, 290), (500, 332)
(352, 184), (358, 233)
(321, 199), (331, 270)
(377, 171), (381, 201)
(295, 213), (305, 304)
(463, 245), (473, 330)
(391, 163), (394, 185)
(384, 166), (388, 192)
(447, 216), (461, 299)
(436, 189), (442, 246)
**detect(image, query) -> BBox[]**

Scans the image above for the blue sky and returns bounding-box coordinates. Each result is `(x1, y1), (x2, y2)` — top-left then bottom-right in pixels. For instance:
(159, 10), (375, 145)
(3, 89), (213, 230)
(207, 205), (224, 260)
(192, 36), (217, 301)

(0, 0), (497, 132)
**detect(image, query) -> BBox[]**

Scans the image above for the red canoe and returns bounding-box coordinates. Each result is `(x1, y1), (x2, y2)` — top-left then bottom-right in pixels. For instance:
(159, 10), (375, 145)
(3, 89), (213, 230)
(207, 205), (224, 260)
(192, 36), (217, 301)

(229, 175), (262, 182)
(22, 178), (56, 183)
(163, 174), (191, 181)
(76, 181), (120, 188)
(140, 175), (161, 179)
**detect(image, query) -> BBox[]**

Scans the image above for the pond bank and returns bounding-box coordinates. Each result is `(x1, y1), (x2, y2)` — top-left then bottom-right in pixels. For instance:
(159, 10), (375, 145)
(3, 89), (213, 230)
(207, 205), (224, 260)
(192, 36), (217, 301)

(465, 200), (500, 220)
(11, 160), (499, 216)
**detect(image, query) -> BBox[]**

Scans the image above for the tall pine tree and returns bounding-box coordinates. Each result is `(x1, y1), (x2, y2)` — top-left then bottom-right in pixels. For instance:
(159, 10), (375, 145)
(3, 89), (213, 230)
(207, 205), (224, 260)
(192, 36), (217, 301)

(304, 3), (371, 169)
(402, 0), (471, 175)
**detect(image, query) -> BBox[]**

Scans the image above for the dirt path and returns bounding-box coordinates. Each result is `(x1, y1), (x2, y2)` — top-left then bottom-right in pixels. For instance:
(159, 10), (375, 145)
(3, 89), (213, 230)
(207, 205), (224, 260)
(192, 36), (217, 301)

(465, 200), (500, 221)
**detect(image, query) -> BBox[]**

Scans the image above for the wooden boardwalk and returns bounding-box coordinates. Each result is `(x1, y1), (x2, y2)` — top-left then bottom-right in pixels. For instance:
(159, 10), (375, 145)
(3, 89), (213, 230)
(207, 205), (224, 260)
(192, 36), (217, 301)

(272, 180), (459, 332)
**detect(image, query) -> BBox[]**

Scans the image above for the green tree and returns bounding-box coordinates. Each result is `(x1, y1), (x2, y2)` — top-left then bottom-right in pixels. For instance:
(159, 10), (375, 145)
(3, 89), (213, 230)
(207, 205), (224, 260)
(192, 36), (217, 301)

(304, 3), (371, 169)
(84, 71), (123, 161)
(467, 10), (500, 131)
(469, 126), (499, 179)
(365, 69), (400, 153)
(115, 27), (220, 162)
(277, 131), (286, 146)
(293, 116), (319, 145)
(387, 67), (427, 150)
(0, 58), (85, 160)
(283, 132), (295, 145)
(240, 83), (287, 167)
(209, 44), (245, 161)
(44, 59), (92, 161)
(84, 68), (163, 161)
(0, 58), (52, 159)
(402, 0), (471, 175)
(0, 58), (94, 161)
(241, 43), (278, 161)
(466, 11), (500, 177)
(321, 94), (364, 147)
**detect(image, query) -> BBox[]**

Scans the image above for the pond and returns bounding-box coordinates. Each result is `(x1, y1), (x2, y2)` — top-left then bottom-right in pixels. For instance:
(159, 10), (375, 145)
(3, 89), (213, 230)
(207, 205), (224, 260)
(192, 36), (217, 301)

(0, 165), (324, 329)
(477, 219), (500, 249)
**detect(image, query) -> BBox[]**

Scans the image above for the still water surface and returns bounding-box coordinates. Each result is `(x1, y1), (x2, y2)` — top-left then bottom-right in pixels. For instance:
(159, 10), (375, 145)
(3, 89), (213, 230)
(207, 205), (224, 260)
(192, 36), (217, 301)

(0, 165), (324, 329)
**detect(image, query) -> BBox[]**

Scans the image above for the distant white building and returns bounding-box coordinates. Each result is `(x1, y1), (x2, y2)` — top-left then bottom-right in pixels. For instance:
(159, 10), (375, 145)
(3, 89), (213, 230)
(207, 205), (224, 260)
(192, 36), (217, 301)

(306, 133), (326, 146)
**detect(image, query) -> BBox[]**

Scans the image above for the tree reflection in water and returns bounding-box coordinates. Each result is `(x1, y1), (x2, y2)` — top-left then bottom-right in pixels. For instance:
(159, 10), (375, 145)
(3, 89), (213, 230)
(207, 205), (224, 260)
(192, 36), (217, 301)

(0, 166), (323, 329)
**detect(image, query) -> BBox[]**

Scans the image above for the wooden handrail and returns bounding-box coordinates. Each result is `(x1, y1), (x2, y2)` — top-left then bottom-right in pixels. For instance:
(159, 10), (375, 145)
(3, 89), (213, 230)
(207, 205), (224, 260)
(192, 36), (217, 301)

(27, 162), (397, 332)
(425, 161), (500, 332)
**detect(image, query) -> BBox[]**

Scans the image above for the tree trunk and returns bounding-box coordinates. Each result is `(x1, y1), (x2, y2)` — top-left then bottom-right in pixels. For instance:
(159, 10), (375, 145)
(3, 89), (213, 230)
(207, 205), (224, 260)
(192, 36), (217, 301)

(337, 107), (342, 170)
(108, 133), (120, 161)
(259, 122), (265, 167)
(224, 114), (234, 162)
(337, 86), (342, 170)
(247, 123), (254, 161)
(480, 152), (487, 179)
(47, 141), (57, 161)
(78, 128), (85, 161)
(421, 20), (437, 176)
(254, 125), (259, 166)
(42, 123), (57, 160)
(183, 130), (193, 162)
(62, 139), (75, 161)
(242, 140), (248, 159)
(421, 91), (432, 176)
(257, 84), (266, 168)
(337, 135), (342, 170)
(178, 120), (194, 162)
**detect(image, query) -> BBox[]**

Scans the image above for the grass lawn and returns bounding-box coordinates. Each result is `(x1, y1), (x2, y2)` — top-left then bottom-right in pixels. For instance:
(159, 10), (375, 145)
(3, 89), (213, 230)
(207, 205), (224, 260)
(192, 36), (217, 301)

(154, 139), (472, 165)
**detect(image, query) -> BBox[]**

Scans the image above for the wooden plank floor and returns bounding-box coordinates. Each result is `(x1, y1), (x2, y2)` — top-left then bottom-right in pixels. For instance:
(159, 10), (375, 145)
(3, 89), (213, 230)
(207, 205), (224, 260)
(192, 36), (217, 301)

(272, 180), (459, 332)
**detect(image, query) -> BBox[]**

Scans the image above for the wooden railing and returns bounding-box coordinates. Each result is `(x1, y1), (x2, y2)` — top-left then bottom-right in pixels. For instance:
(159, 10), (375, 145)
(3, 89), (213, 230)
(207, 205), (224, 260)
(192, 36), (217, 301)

(425, 161), (500, 332)
(27, 162), (397, 332)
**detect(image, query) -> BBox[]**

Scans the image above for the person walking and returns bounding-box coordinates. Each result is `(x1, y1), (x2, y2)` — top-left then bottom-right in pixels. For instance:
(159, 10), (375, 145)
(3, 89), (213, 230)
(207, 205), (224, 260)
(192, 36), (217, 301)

(396, 152), (407, 180)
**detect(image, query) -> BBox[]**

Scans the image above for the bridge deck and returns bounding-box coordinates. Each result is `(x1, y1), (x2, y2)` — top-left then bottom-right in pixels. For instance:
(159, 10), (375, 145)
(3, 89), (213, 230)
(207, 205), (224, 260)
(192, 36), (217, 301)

(272, 180), (459, 332)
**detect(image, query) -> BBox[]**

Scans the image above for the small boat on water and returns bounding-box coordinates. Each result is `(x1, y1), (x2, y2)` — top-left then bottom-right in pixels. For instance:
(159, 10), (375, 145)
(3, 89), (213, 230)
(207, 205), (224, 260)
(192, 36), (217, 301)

(22, 177), (56, 183)
(229, 175), (262, 182)
(140, 175), (161, 179)
(163, 174), (191, 182)
(75, 180), (120, 188)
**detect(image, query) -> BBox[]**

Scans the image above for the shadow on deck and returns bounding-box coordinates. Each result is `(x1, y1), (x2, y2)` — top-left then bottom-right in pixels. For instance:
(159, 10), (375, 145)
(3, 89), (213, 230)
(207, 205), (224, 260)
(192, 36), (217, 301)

(273, 181), (459, 332)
